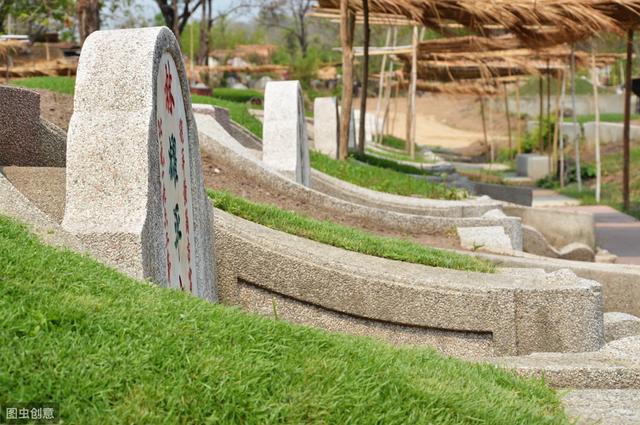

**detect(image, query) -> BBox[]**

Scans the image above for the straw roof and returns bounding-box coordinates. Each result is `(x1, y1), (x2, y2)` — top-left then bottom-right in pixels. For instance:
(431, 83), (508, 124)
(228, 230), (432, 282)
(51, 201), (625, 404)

(315, 0), (640, 37)
(413, 80), (499, 96)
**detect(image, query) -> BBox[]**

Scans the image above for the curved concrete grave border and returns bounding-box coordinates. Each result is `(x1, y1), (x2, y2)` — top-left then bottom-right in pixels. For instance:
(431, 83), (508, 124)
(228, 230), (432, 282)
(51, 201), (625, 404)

(215, 207), (603, 358)
(195, 112), (523, 249)
(0, 86), (66, 167)
(62, 27), (216, 300)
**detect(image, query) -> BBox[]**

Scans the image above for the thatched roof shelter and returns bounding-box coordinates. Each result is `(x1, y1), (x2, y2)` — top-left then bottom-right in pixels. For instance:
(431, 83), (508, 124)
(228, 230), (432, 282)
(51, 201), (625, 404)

(0, 41), (29, 60)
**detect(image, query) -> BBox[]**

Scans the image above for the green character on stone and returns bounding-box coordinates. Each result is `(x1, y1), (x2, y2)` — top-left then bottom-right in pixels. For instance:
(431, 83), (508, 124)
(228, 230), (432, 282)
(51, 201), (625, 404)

(169, 134), (178, 186)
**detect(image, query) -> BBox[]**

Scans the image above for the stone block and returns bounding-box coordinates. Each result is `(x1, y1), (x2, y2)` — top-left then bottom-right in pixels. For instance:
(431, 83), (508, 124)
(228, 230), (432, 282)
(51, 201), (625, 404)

(313, 97), (339, 158)
(62, 27), (216, 301)
(604, 312), (640, 342)
(516, 153), (550, 181)
(473, 182), (533, 206)
(262, 80), (310, 186)
(457, 226), (514, 252)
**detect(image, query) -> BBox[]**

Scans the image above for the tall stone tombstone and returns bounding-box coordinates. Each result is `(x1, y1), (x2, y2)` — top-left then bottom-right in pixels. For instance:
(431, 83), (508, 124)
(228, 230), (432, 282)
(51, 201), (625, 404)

(262, 80), (310, 186)
(62, 27), (216, 301)
(313, 97), (339, 159)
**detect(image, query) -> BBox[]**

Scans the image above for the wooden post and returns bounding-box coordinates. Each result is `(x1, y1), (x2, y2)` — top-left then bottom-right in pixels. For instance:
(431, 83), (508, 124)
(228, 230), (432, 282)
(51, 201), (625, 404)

(571, 44), (582, 191)
(479, 95), (489, 153)
(503, 83), (512, 158)
(515, 80), (522, 153)
(406, 26), (418, 159)
(559, 69), (567, 187)
(623, 29), (634, 210)
(357, 0), (370, 154)
(538, 75), (544, 151)
(546, 59), (552, 151)
(338, 1), (355, 160)
(374, 28), (392, 143)
(552, 72), (561, 174)
(592, 49), (602, 203)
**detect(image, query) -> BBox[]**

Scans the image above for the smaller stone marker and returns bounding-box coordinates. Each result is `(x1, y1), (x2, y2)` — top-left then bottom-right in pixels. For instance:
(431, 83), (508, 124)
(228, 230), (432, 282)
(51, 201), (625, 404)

(262, 80), (310, 186)
(313, 97), (339, 158)
(516, 153), (550, 181)
(348, 109), (356, 151)
(63, 27), (216, 301)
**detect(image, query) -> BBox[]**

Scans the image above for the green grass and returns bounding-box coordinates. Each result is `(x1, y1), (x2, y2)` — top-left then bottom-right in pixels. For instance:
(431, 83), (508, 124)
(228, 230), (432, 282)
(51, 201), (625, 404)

(210, 190), (492, 272)
(558, 147), (640, 219)
(192, 94), (263, 138)
(381, 134), (407, 150)
(366, 146), (435, 164)
(352, 152), (432, 175)
(310, 150), (466, 200)
(0, 215), (569, 424)
(11, 77), (265, 139)
(12, 76), (76, 95)
(211, 87), (263, 103)
(575, 112), (640, 124)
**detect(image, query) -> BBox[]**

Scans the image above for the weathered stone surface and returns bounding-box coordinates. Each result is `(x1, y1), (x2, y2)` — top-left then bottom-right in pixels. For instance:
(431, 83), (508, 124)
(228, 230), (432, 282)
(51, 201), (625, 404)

(605, 312), (640, 342)
(473, 182), (533, 206)
(563, 389), (640, 425)
(457, 226), (514, 252)
(516, 153), (550, 181)
(0, 85), (66, 167)
(216, 207), (604, 357)
(559, 242), (595, 262)
(262, 80), (310, 185)
(62, 27), (216, 301)
(313, 97), (339, 158)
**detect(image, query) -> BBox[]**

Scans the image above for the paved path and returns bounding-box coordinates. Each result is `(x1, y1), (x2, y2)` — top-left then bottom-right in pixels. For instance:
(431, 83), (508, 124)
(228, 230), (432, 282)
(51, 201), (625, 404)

(532, 189), (581, 207)
(559, 205), (640, 265)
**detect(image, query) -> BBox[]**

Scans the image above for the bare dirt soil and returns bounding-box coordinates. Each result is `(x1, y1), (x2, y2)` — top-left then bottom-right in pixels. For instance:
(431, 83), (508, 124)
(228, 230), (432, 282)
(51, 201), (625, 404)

(36, 90), (460, 250)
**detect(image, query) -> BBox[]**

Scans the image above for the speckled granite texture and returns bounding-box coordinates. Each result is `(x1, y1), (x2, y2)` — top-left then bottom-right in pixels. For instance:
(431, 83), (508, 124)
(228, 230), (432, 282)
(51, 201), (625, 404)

(62, 27), (216, 301)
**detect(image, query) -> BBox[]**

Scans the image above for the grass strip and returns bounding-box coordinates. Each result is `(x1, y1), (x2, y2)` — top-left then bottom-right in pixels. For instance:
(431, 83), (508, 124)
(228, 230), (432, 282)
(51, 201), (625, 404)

(310, 150), (466, 200)
(355, 152), (432, 175)
(0, 214), (567, 424)
(209, 189), (493, 273)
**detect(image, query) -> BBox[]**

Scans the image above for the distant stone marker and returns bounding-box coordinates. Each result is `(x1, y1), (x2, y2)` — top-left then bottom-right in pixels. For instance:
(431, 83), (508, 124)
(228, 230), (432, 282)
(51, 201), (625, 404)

(262, 81), (310, 186)
(62, 27), (216, 301)
(313, 97), (339, 159)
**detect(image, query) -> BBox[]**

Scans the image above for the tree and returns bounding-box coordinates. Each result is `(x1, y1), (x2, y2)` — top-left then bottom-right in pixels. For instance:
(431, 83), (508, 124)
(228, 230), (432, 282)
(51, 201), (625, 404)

(77, 0), (100, 44)
(259, 0), (313, 55)
(154, 0), (202, 37)
(0, 0), (74, 35)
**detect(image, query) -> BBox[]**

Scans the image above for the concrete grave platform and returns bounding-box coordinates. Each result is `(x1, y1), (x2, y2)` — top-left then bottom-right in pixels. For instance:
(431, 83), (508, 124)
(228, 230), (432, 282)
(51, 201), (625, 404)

(584, 121), (640, 145)
(0, 86), (66, 167)
(215, 207), (603, 358)
(196, 113), (523, 248)
(62, 27), (216, 300)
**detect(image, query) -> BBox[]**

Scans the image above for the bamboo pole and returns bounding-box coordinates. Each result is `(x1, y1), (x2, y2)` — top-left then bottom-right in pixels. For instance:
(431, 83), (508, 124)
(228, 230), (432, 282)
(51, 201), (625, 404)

(503, 83), (512, 159)
(374, 28), (391, 143)
(552, 73), (561, 174)
(559, 70), (567, 187)
(406, 26), (418, 159)
(623, 29), (634, 210)
(592, 49), (602, 204)
(571, 43), (582, 191)
(338, 1), (355, 160)
(515, 80), (522, 154)
(479, 95), (489, 156)
(357, 0), (370, 154)
(546, 59), (552, 151)
(538, 76), (544, 151)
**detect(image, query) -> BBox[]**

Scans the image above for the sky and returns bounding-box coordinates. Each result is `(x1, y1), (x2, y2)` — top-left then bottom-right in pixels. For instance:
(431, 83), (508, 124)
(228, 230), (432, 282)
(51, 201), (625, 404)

(102, 0), (258, 29)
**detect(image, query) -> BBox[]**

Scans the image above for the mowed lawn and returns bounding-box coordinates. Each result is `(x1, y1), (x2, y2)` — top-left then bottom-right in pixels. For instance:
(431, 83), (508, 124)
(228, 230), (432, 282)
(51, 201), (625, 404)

(0, 215), (570, 424)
